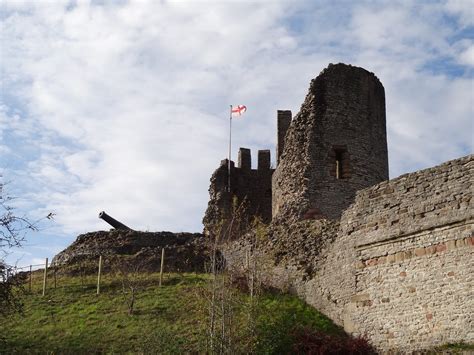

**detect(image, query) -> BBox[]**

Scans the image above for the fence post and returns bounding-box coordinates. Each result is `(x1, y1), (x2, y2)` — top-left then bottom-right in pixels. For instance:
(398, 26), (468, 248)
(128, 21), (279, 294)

(159, 248), (165, 287)
(97, 255), (102, 295)
(42, 258), (48, 296)
(29, 265), (32, 292)
(53, 265), (57, 289)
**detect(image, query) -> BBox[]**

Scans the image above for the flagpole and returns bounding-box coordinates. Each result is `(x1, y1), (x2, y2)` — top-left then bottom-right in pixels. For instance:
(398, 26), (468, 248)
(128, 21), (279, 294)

(228, 105), (232, 192)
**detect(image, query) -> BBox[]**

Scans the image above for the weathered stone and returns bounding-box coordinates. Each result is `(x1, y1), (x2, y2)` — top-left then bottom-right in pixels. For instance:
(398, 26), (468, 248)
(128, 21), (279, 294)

(436, 243), (447, 253)
(395, 252), (405, 262)
(456, 238), (466, 247)
(205, 62), (474, 353)
(203, 153), (274, 236)
(386, 254), (396, 263)
(53, 230), (208, 273)
(446, 240), (456, 250)
(272, 63), (388, 222)
(414, 248), (426, 257)
(351, 293), (371, 302)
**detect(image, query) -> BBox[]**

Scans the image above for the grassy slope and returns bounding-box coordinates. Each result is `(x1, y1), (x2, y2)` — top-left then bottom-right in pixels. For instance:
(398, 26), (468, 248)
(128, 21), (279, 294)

(2, 272), (342, 354)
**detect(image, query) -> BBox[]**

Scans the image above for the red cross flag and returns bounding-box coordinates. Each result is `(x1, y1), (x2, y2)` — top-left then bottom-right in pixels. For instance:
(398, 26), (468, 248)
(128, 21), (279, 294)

(231, 105), (247, 117)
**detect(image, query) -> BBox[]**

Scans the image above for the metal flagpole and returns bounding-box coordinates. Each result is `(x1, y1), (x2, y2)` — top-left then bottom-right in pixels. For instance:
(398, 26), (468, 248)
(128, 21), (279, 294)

(228, 105), (232, 192)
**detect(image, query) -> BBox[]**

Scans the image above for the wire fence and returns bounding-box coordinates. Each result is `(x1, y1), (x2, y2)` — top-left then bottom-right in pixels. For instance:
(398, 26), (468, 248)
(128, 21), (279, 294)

(4, 249), (168, 296)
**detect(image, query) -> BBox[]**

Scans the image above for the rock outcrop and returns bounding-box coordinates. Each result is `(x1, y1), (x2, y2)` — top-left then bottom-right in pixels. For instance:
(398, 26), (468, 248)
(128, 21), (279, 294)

(53, 230), (209, 273)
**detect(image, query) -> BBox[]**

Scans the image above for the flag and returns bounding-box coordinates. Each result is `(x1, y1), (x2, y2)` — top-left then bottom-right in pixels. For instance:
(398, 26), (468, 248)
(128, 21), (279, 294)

(231, 105), (247, 117)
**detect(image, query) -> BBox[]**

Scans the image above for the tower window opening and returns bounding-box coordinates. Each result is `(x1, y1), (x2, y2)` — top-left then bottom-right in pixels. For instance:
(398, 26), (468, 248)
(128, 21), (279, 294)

(335, 150), (343, 179)
(331, 146), (350, 179)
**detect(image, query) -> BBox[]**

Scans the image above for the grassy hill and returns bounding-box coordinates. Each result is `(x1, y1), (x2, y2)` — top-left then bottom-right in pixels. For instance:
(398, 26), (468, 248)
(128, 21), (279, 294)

(1, 271), (363, 354)
(3, 270), (472, 354)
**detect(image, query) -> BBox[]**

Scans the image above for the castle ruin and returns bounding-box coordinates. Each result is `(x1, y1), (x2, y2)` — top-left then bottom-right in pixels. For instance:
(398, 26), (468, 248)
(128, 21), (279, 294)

(203, 63), (473, 352)
(272, 64), (388, 221)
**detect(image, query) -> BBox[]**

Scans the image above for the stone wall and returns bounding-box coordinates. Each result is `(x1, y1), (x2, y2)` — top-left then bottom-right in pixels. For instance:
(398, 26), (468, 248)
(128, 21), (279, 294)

(351, 226), (472, 351)
(203, 148), (274, 236)
(272, 63), (389, 222)
(307, 154), (473, 351)
(225, 154), (473, 352)
(205, 62), (472, 351)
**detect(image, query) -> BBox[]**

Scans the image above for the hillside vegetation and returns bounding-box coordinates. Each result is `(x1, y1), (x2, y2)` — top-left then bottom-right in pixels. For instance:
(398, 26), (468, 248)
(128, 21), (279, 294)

(1, 271), (371, 354)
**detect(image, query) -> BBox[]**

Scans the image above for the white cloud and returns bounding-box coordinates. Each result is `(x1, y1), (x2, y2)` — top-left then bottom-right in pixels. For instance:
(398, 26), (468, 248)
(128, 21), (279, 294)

(444, 0), (474, 27)
(1, 1), (472, 266)
(458, 43), (474, 66)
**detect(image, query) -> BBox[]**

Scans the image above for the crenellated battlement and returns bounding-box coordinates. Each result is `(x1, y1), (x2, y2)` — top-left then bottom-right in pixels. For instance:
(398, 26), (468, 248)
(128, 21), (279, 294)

(203, 147), (275, 236)
(277, 110), (292, 165)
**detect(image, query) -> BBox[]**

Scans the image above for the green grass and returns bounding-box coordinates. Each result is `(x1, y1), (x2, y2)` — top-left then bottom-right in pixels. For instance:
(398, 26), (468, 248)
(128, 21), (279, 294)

(1, 271), (343, 354)
(435, 342), (474, 353)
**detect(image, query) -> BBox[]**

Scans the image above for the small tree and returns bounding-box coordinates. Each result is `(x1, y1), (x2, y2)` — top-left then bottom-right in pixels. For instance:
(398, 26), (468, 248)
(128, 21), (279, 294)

(113, 256), (148, 315)
(1, 193), (37, 252)
(0, 181), (52, 316)
(0, 261), (26, 317)
(205, 197), (257, 353)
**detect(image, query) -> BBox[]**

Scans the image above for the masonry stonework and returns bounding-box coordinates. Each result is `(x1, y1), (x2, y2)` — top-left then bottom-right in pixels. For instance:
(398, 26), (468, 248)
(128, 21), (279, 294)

(276, 110), (292, 165)
(308, 155), (473, 351)
(273, 63), (389, 222)
(203, 149), (274, 236)
(223, 155), (473, 352)
(205, 63), (473, 352)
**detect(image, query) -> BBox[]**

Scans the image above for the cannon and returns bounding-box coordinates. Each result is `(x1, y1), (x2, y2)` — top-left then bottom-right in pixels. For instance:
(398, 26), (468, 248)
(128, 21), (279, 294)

(98, 211), (132, 230)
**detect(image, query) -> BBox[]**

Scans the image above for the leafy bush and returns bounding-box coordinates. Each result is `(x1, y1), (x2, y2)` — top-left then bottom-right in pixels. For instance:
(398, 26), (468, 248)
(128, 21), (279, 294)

(291, 327), (376, 355)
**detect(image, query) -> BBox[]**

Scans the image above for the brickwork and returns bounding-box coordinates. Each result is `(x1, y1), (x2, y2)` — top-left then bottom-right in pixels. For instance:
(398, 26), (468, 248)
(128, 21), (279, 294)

(272, 63), (389, 221)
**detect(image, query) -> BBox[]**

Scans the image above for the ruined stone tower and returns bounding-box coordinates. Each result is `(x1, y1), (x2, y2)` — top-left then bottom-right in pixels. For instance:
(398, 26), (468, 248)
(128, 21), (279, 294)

(203, 149), (274, 236)
(272, 63), (389, 221)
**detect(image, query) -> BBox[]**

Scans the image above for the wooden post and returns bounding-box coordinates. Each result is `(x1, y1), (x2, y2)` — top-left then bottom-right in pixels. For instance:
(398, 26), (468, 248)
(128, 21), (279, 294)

(42, 258), (48, 296)
(97, 255), (102, 295)
(29, 265), (32, 292)
(159, 248), (165, 287)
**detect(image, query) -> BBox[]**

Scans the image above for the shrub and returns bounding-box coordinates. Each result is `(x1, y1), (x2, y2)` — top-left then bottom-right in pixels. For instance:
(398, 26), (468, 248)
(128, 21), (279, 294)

(291, 327), (376, 355)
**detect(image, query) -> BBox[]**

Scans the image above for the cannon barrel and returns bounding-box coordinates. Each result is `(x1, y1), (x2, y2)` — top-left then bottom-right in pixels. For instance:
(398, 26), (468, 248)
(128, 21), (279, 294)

(98, 211), (132, 230)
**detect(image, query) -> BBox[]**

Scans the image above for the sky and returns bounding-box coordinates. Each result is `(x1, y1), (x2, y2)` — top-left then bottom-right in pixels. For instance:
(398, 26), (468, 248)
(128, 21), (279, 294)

(1, 0), (473, 267)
